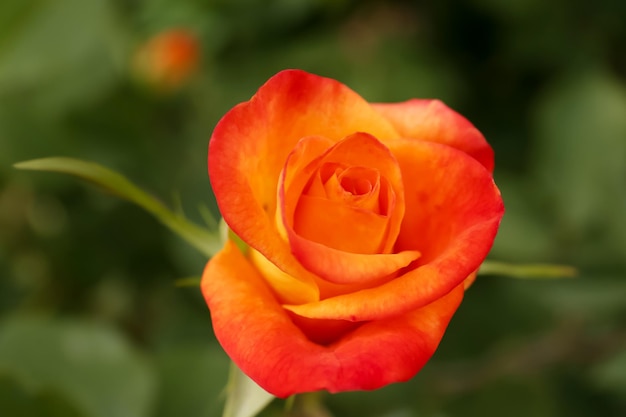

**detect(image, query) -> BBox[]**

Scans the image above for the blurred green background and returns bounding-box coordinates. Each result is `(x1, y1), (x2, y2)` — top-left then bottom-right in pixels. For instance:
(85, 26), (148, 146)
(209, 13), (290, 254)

(1, 0), (625, 416)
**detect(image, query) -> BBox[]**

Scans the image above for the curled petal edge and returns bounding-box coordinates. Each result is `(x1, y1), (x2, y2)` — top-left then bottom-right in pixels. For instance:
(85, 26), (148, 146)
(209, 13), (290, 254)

(202, 240), (464, 397)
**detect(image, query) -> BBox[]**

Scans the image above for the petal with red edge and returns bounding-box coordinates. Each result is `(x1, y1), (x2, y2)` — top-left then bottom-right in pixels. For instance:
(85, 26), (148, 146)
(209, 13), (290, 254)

(202, 240), (464, 398)
(284, 140), (503, 320)
(373, 99), (494, 172)
(329, 284), (463, 392)
(210, 71), (399, 291)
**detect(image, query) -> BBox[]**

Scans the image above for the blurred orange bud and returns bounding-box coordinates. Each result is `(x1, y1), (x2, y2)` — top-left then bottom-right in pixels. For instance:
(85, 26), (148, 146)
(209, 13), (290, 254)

(133, 29), (200, 91)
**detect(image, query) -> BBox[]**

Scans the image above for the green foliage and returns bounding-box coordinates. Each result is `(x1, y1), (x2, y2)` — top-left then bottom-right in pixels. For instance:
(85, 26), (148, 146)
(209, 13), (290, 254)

(153, 345), (230, 417)
(14, 157), (221, 258)
(0, 317), (154, 417)
(532, 70), (626, 264)
(2, 0), (626, 416)
(0, 374), (86, 417)
(0, 0), (124, 118)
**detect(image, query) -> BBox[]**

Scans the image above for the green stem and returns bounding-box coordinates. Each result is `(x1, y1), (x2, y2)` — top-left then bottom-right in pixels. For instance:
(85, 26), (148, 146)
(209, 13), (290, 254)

(14, 157), (222, 258)
(478, 260), (577, 279)
(286, 393), (333, 417)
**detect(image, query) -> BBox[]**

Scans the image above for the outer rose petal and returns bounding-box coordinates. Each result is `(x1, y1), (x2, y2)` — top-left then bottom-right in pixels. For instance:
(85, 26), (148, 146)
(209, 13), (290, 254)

(285, 140), (503, 321)
(202, 240), (464, 397)
(373, 99), (494, 172)
(209, 70), (399, 300)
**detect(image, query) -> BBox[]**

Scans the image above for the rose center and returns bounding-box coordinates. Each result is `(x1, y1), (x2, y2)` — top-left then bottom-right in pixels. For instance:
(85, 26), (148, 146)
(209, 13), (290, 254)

(339, 172), (372, 196)
(305, 162), (386, 214)
(293, 162), (394, 253)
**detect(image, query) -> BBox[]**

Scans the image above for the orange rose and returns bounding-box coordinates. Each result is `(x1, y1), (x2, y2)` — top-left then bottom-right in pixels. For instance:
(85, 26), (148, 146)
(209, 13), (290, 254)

(202, 70), (504, 397)
(132, 29), (199, 91)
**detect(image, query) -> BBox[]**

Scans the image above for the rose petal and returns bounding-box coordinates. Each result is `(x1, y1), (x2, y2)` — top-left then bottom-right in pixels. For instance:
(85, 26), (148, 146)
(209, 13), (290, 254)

(285, 140), (503, 320)
(373, 99), (494, 171)
(463, 271), (478, 289)
(202, 240), (464, 398)
(293, 156), (389, 255)
(280, 133), (419, 284)
(294, 195), (390, 253)
(210, 71), (399, 297)
(315, 165), (383, 213)
(249, 248), (319, 304)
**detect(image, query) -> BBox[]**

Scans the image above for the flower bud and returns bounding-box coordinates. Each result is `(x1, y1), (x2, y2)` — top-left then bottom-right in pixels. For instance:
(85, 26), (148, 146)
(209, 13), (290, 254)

(132, 29), (200, 91)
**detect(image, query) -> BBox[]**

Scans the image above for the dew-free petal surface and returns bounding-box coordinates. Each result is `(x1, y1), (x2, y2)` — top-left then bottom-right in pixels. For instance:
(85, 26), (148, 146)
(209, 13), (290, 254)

(280, 133), (418, 284)
(285, 140), (503, 320)
(202, 241), (463, 398)
(209, 70), (399, 292)
(373, 99), (494, 171)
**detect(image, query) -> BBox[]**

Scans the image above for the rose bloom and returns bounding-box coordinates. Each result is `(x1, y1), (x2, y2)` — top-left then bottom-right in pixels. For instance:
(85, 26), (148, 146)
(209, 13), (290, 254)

(202, 70), (504, 397)
(132, 29), (199, 91)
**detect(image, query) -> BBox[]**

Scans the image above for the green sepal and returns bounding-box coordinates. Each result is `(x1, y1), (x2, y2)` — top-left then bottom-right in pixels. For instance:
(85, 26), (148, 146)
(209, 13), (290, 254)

(222, 362), (275, 417)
